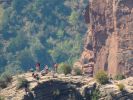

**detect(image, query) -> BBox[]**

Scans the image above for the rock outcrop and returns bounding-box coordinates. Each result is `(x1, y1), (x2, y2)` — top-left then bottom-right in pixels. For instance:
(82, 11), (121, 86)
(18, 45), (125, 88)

(75, 0), (133, 77)
(0, 73), (133, 100)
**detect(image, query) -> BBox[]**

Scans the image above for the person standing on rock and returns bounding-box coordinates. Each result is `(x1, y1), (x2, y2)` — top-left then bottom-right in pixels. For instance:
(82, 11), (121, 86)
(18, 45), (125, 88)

(54, 63), (58, 73)
(36, 62), (40, 72)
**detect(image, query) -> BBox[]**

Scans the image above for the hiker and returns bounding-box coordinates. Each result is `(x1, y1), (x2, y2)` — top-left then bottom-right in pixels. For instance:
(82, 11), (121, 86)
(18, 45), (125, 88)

(41, 69), (45, 76)
(54, 63), (58, 73)
(36, 62), (40, 72)
(45, 65), (49, 74)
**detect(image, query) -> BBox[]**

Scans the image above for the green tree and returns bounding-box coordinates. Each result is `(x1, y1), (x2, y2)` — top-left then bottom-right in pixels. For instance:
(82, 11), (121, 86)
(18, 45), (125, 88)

(7, 33), (28, 53)
(68, 10), (79, 26)
(0, 0), (87, 75)
(4, 61), (22, 75)
(56, 29), (64, 39)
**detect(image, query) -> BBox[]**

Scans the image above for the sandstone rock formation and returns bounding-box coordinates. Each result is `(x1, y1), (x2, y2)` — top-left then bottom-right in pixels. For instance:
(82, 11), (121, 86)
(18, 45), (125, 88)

(75, 0), (133, 77)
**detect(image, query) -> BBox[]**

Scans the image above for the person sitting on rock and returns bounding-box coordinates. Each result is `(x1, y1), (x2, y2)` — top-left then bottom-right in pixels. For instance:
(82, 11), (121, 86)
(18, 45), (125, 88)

(40, 69), (45, 76)
(45, 65), (49, 74)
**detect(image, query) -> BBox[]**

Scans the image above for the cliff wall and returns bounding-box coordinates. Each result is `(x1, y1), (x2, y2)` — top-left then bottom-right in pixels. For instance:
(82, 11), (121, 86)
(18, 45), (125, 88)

(75, 0), (133, 77)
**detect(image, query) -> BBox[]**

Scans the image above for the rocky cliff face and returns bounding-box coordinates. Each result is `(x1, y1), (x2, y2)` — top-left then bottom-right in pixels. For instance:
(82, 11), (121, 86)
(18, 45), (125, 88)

(75, 0), (133, 77)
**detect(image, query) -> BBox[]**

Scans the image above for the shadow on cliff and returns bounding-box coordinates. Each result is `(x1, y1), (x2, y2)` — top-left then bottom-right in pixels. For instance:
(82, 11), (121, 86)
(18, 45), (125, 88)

(24, 80), (85, 100)
(120, 0), (133, 10)
(111, 90), (133, 100)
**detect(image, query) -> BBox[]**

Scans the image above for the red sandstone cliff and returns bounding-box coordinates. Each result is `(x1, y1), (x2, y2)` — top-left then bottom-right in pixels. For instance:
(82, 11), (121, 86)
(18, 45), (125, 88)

(74, 0), (133, 77)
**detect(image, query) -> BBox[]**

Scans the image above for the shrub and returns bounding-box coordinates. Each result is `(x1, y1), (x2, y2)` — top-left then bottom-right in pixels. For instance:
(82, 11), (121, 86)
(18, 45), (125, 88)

(57, 63), (72, 75)
(0, 80), (7, 89)
(17, 77), (29, 89)
(117, 83), (125, 91)
(95, 70), (109, 85)
(73, 68), (82, 75)
(115, 74), (125, 80)
(91, 89), (100, 100)
(1, 73), (12, 83)
(0, 73), (12, 89)
(0, 95), (4, 100)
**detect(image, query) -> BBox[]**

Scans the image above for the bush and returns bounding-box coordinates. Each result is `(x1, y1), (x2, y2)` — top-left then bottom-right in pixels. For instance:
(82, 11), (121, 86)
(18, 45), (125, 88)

(57, 63), (72, 75)
(91, 89), (100, 100)
(95, 70), (109, 85)
(17, 77), (29, 89)
(73, 68), (82, 75)
(0, 73), (12, 83)
(0, 73), (12, 89)
(0, 80), (7, 89)
(0, 95), (4, 100)
(115, 74), (125, 80)
(117, 83), (125, 91)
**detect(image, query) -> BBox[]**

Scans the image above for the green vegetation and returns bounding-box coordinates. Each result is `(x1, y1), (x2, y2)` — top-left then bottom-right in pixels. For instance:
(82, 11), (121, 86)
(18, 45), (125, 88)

(117, 83), (125, 91)
(95, 70), (109, 85)
(0, 73), (12, 89)
(91, 89), (100, 100)
(57, 63), (72, 75)
(0, 95), (4, 100)
(0, 0), (88, 75)
(73, 68), (82, 75)
(115, 74), (125, 80)
(17, 77), (29, 89)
